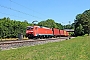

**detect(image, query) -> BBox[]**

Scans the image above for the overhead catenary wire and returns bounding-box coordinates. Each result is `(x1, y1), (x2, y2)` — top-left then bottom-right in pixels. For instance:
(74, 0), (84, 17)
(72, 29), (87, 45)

(0, 12), (25, 19)
(9, 0), (50, 18)
(0, 4), (42, 20)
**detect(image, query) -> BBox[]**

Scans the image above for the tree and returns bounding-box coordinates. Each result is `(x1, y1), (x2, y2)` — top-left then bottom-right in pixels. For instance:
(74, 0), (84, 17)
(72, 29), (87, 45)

(0, 17), (32, 38)
(75, 24), (84, 36)
(55, 23), (63, 29)
(38, 19), (58, 28)
(24, 20), (28, 23)
(74, 9), (90, 36)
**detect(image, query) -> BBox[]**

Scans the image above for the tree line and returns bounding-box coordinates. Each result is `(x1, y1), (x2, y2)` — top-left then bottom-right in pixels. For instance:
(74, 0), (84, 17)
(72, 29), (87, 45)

(0, 17), (74, 38)
(0, 17), (31, 38)
(38, 19), (63, 29)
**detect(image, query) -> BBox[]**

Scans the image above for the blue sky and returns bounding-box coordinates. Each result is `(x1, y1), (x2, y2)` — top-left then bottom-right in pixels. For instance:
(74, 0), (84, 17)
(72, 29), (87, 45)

(0, 0), (90, 25)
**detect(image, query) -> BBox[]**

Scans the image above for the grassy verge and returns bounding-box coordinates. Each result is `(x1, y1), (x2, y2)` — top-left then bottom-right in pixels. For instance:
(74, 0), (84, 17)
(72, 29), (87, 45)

(0, 36), (90, 60)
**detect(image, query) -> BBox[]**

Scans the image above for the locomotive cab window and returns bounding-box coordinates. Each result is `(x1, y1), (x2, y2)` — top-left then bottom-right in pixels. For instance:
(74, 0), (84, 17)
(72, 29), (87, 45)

(27, 27), (33, 30)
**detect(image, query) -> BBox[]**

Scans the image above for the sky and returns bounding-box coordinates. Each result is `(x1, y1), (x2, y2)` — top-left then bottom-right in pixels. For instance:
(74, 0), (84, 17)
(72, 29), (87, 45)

(0, 0), (90, 25)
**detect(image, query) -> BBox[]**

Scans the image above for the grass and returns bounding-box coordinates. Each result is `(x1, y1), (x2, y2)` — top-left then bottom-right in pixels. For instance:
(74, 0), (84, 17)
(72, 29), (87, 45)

(0, 36), (90, 60)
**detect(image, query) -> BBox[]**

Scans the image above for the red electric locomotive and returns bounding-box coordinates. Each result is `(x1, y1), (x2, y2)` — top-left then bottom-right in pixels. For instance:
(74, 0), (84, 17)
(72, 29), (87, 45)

(26, 26), (53, 39)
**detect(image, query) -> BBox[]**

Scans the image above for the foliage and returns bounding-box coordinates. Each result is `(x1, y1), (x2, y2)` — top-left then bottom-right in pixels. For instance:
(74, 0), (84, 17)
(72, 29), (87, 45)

(55, 23), (63, 29)
(75, 24), (84, 36)
(38, 19), (61, 28)
(0, 36), (90, 60)
(63, 24), (74, 29)
(74, 9), (90, 36)
(38, 19), (57, 28)
(69, 32), (75, 36)
(0, 17), (31, 38)
(38, 19), (68, 29)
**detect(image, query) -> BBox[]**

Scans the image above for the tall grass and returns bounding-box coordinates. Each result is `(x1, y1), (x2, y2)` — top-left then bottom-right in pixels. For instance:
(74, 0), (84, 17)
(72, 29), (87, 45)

(0, 36), (90, 60)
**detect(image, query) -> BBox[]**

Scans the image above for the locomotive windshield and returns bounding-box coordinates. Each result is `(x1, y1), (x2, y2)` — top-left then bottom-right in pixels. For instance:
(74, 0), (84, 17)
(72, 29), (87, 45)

(27, 27), (33, 30)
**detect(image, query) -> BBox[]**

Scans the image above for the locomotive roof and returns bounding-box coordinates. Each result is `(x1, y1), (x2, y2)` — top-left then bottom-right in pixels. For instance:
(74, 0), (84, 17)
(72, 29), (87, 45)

(27, 26), (52, 29)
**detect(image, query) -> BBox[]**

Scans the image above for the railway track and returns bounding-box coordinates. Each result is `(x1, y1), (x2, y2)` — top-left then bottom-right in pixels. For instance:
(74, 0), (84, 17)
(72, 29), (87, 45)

(0, 37), (70, 50)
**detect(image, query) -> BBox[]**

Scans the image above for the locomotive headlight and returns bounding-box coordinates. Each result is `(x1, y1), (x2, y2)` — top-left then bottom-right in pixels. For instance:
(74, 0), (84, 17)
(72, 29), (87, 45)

(30, 31), (33, 32)
(26, 31), (29, 33)
(26, 31), (33, 33)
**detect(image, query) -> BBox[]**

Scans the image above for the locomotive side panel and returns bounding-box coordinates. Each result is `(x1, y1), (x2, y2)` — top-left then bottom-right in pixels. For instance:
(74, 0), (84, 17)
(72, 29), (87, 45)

(36, 27), (53, 37)
(26, 26), (53, 39)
